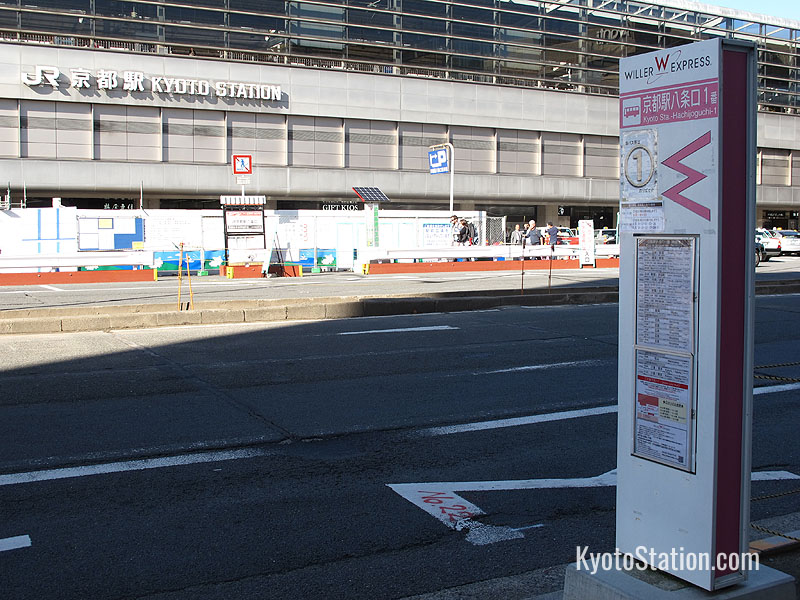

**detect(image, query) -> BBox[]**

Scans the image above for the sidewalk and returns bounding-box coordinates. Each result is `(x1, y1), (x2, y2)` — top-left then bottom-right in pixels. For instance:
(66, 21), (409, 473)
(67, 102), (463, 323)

(1, 268), (800, 334)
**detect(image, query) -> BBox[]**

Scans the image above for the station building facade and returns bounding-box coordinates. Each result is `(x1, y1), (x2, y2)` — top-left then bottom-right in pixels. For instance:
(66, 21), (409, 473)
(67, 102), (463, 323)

(1, 0), (799, 229)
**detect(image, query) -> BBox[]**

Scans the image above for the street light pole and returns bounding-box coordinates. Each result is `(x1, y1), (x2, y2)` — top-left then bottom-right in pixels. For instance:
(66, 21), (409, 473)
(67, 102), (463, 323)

(429, 142), (455, 213)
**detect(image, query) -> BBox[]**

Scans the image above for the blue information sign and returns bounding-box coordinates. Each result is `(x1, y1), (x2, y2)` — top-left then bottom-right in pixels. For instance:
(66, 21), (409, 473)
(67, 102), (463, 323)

(428, 148), (449, 174)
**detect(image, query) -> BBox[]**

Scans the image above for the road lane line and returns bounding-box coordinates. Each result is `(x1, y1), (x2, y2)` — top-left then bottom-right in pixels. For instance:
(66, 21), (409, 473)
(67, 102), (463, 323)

(754, 382), (800, 395)
(418, 404), (617, 437)
(39, 285), (63, 291)
(388, 470), (800, 546)
(511, 524), (545, 532)
(338, 325), (459, 335)
(477, 359), (604, 375)
(0, 447), (273, 487)
(0, 535), (31, 552)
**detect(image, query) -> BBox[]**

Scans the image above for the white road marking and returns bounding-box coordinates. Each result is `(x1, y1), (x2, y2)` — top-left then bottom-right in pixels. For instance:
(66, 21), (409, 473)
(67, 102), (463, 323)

(0, 447), (273, 487)
(417, 404), (617, 437)
(338, 325), (459, 336)
(511, 524), (546, 532)
(0, 535), (31, 552)
(39, 285), (63, 291)
(478, 359), (604, 375)
(388, 470), (799, 546)
(754, 382), (800, 395)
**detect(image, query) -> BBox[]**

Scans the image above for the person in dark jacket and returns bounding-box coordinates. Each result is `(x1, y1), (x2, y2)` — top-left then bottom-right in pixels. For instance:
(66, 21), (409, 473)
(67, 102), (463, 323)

(546, 221), (559, 249)
(457, 219), (470, 245)
(525, 220), (542, 245)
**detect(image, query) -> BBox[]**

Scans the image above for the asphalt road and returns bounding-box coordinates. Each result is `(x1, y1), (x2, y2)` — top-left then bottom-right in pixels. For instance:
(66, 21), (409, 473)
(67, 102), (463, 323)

(1, 297), (799, 599)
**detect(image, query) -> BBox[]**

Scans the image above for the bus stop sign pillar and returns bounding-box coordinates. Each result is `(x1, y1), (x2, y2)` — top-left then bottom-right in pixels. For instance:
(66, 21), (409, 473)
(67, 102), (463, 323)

(615, 39), (757, 591)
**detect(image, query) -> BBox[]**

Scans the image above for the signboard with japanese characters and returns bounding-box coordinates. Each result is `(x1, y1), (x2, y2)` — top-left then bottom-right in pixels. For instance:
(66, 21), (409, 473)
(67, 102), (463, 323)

(21, 65), (282, 102)
(617, 39), (757, 591)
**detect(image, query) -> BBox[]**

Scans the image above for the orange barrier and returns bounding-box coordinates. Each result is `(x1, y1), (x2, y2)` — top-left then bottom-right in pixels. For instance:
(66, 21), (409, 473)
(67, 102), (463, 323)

(224, 264), (303, 278)
(366, 257), (619, 275)
(223, 264), (262, 279)
(0, 269), (155, 287)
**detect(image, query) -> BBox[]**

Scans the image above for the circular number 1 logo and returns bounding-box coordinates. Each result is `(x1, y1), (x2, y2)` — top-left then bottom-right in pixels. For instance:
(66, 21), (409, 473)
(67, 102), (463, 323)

(623, 145), (655, 188)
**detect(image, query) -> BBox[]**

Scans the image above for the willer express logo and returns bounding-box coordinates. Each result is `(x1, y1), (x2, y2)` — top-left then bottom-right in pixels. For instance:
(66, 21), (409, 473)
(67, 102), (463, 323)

(622, 49), (713, 85)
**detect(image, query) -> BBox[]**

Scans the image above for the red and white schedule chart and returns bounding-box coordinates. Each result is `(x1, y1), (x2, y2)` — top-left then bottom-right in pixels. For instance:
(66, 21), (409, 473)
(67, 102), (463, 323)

(634, 349), (692, 470)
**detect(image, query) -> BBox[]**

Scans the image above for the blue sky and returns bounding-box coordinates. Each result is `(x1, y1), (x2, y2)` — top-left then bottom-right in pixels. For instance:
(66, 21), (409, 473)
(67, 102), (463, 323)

(701, 0), (800, 21)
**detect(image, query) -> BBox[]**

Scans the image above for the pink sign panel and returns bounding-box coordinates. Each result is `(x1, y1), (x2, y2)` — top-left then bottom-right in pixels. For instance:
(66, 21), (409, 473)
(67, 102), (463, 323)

(620, 78), (718, 129)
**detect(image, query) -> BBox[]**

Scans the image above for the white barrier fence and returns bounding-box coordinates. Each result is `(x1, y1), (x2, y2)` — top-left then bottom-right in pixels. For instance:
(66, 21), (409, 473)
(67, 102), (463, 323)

(0, 251), (155, 272)
(358, 243), (620, 269)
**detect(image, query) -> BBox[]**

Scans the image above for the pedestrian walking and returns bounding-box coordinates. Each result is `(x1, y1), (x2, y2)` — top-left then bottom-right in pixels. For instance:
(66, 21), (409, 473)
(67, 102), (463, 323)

(450, 215), (460, 246)
(546, 221), (559, 250)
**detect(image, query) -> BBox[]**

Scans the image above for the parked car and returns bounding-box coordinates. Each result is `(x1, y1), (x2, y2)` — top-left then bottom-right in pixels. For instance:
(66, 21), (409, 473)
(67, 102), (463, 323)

(771, 230), (800, 255)
(755, 240), (766, 266)
(595, 228), (617, 244)
(556, 227), (579, 245)
(755, 229), (780, 259)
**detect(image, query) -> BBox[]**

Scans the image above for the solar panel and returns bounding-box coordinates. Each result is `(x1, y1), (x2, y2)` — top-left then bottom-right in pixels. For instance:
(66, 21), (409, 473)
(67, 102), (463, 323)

(352, 187), (390, 203)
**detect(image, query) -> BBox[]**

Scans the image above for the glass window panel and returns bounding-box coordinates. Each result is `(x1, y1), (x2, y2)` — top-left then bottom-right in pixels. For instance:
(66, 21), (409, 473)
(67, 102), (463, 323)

(627, 21), (666, 48)
(348, 7), (392, 28)
(544, 11), (581, 36)
(290, 2), (345, 21)
(349, 0), (390, 8)
(164, 7), (224, 25)
(543, 33), (579, 51)
(0, 11), (17, 27)
(461, 0), (496, 8)
(500, 43), (544, 61)
(452, 55), (493, 71)
(348, 25), (393, 43)
(403, 0), (447, 18)
(291, 19), (344, 41)
(94, 2), (158, 19)
(95, 18), (160, 40)
(164, 25), (224, 46)
(22, 0), (89, 10)
(347, 43), (393, 62)
(229, 0), (286, 14)
(402, 32), (446, 51)
(289, 37), (344, 54)
(452, 5), (495, 25)
(452, 22), (495, 41)
(165, 0), (226, 7)
(228, 30), (286, 51)
(498, 27), (542, 45)
(403, 15), (446, 34)
(21, 12), (92, 34)
(401, 49), (447, 68)
(498, 60), (544, 78)
(453, 38), (495, 57)
(230, 13), (284, 32)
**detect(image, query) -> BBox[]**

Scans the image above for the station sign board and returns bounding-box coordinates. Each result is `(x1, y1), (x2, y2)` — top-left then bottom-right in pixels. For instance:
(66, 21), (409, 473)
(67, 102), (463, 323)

(616, 39), (756, 591)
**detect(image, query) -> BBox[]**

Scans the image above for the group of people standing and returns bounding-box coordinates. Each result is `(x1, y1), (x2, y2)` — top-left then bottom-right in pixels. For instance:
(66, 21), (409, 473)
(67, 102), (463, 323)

(509, 220), (559, 248)
(450, 215), (478, 246)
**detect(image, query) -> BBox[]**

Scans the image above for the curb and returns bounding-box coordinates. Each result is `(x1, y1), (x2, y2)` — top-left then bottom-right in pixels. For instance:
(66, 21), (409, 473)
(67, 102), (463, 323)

(0, 289), (619, 334)
(0, 279), (796, 335)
